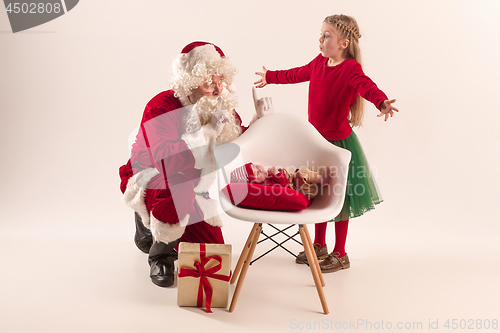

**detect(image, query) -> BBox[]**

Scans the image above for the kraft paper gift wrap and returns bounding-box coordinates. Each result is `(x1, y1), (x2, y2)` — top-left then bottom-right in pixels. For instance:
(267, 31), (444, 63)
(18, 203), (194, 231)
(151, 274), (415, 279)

(177, 242), (232, 311)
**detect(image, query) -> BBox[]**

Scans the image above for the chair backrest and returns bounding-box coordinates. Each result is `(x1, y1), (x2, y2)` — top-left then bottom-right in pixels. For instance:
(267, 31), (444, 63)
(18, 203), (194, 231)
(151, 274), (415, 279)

(214, 112), (351, 224)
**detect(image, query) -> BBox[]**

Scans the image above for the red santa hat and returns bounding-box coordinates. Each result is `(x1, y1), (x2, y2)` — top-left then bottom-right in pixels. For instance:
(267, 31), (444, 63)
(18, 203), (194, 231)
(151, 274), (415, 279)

(181, 41), (225, 57)
(170, 41), (236, 105)
(230, 163), (255, 183)
(174, 41), (226, 76)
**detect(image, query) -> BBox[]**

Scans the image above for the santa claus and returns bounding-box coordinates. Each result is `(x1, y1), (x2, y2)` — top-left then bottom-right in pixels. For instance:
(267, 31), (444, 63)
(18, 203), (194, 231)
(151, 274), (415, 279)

(119, 41), (273, 287)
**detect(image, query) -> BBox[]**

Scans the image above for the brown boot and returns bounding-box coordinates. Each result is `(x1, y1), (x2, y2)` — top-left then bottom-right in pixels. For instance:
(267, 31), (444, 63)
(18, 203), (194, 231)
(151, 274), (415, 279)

(319, 252), (350, 273)
(295, 243), (328, 264)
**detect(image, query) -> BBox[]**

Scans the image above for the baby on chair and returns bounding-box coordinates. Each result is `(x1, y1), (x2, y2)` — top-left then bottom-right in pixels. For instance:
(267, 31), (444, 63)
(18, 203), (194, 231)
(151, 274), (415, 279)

(230, 163), (330, 199)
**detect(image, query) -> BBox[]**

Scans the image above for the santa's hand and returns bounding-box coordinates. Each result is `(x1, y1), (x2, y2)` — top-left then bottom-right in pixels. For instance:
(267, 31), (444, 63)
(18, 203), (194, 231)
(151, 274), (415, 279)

(252, 86), (274, 118)
(210, 97), (230, 136)
(294, 172), (306, 191)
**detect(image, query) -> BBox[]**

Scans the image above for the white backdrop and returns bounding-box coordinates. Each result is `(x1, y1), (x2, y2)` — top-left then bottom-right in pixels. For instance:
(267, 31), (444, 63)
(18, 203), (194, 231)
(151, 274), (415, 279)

(1, 0), (499, 331)
(1, 0), (499, 240)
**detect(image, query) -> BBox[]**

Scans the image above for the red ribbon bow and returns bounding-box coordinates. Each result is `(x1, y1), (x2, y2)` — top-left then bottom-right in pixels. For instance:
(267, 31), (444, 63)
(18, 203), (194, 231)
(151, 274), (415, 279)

(178, 243), (231, 313)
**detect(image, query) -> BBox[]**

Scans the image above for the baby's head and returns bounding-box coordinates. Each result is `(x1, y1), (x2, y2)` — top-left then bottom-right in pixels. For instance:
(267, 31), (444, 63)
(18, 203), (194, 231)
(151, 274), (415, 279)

(230, 163), (268, 184)
(251, 163), (268, 183)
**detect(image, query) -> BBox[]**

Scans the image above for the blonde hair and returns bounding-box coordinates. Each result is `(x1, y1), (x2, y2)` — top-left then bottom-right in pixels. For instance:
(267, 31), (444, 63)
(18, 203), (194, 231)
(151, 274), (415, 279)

(324, 14), (365, 127)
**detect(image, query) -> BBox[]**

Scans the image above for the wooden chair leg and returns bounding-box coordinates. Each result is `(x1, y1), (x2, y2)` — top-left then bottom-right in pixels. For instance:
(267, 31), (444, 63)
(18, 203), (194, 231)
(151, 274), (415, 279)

(230, 223), (259, 284)
(302, 224), (325, 287)
(299, 225), (329, 314)
(228, 223), (262, 312)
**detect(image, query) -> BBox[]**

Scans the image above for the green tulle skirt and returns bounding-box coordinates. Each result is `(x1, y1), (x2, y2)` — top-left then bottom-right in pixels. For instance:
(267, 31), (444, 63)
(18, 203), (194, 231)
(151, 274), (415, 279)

(329, 131), (382, 222)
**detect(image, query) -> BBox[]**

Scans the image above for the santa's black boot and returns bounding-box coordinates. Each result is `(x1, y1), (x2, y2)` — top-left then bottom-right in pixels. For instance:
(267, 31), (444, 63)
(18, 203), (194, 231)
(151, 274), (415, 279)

(148, 239), (180, 287)
(134, 212), (153, 253)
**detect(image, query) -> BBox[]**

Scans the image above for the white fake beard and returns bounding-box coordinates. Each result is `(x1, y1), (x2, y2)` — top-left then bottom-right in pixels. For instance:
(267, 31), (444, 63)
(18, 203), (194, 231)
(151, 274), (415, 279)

(184, 92), (242, 143)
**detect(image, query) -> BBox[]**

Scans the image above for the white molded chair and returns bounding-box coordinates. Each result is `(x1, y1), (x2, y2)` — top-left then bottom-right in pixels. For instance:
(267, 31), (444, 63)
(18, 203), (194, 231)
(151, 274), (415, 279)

(214, 112), (351, 314)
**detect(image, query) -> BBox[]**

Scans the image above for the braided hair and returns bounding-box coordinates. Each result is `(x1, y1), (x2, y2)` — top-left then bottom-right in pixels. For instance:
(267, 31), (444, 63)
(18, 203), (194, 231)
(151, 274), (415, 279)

(324, 14), (365, 127)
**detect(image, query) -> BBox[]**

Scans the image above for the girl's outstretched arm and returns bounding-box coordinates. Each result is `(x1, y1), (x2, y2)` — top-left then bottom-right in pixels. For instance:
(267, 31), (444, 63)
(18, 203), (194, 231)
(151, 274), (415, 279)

(254, 66), (268, 88)
(377, 99), (399, 121)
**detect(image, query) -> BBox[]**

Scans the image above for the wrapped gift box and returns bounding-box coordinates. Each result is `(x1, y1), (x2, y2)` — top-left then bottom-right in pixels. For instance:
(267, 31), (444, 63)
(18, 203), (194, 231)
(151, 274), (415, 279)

(177, 242), (232, 312)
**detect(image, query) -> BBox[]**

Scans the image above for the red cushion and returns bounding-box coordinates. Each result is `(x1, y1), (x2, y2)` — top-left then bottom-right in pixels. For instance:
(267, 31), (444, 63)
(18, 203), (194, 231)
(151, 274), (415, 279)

(222, 183), (312, 211)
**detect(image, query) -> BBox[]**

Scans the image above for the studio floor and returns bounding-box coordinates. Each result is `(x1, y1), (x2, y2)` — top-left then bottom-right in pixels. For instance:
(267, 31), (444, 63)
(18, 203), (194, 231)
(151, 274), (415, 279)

(1, 208), (499, 333)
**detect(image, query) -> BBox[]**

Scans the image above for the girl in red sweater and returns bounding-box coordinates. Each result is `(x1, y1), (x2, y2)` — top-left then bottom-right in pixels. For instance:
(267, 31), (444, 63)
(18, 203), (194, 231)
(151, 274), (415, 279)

(255, 14), (398, 273)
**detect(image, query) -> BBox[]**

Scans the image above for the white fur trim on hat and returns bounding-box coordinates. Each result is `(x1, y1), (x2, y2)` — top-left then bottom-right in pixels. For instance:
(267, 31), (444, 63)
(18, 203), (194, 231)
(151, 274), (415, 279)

(150, 213), (188, 244)
(122, 168), (160, 228)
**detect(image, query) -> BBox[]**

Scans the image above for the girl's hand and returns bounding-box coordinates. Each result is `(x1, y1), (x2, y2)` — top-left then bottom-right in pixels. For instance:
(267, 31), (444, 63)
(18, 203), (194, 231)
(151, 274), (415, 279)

(377, 99), (399, 121)
(254, 66), (268, 88)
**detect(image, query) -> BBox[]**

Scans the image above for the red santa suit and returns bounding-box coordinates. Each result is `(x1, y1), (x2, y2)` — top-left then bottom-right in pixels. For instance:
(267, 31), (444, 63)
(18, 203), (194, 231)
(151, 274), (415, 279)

(119, 43), (247, 246)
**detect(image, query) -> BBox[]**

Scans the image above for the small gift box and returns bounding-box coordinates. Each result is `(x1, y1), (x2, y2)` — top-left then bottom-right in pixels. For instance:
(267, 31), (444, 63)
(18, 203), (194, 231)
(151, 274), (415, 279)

(177, 242), (232, 312)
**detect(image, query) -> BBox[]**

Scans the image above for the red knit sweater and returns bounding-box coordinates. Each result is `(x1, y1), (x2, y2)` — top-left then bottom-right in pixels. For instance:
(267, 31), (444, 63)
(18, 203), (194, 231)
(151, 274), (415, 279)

(266, 55), (388, 141)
